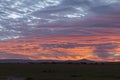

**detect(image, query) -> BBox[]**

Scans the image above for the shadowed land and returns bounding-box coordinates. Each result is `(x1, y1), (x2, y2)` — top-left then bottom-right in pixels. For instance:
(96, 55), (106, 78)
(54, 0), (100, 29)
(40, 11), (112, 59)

(0, 63), (120, 80)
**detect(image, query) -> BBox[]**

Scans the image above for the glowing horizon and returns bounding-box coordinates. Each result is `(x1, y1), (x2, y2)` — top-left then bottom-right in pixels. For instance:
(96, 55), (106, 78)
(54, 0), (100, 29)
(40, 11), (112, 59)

(0, 35), (119, 62)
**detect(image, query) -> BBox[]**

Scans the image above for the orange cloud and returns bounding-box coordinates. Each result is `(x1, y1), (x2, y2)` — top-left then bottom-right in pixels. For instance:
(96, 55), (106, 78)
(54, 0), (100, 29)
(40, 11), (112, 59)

(0, 35), (119, 61)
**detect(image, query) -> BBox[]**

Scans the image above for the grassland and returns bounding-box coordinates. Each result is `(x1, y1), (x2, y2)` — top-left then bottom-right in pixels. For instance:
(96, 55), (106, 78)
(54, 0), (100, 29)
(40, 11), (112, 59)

(0, 63), (120, 80)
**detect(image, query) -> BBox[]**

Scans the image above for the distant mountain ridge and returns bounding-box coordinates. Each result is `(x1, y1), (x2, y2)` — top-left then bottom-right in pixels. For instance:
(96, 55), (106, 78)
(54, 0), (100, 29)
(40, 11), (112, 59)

(77, 59), (96, 63)
(0, 59), (97, 63)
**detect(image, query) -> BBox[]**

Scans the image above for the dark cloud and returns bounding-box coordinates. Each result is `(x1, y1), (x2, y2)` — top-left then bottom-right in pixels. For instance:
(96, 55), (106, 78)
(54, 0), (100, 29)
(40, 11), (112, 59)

(0, 52), (29, 59)
(41, 43), (81, 49)
(94, 49), (113, 59)
(81, 11), (120, 27)
(91, 5), (114, 14)
(93, 43), (119, 59)
(41, 43), (119, 49)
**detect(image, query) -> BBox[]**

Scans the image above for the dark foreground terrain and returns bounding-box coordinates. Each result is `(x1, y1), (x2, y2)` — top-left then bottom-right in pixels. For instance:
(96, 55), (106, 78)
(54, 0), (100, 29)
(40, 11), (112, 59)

(0, 63), (120, 80)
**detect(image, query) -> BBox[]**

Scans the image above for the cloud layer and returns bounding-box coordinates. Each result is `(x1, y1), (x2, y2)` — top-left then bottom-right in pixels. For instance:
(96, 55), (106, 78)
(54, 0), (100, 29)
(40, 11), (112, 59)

(0, 0), (120, 40)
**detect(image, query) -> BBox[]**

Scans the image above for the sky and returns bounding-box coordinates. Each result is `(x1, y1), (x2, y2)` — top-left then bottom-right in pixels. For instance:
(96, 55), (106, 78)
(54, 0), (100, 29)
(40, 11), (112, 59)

(0, 0), (120, 62)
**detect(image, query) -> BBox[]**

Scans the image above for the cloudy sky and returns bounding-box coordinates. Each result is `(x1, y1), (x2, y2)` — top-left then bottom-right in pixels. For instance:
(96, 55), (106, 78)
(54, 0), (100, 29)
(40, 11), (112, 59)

(0, 0), (120, 61)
